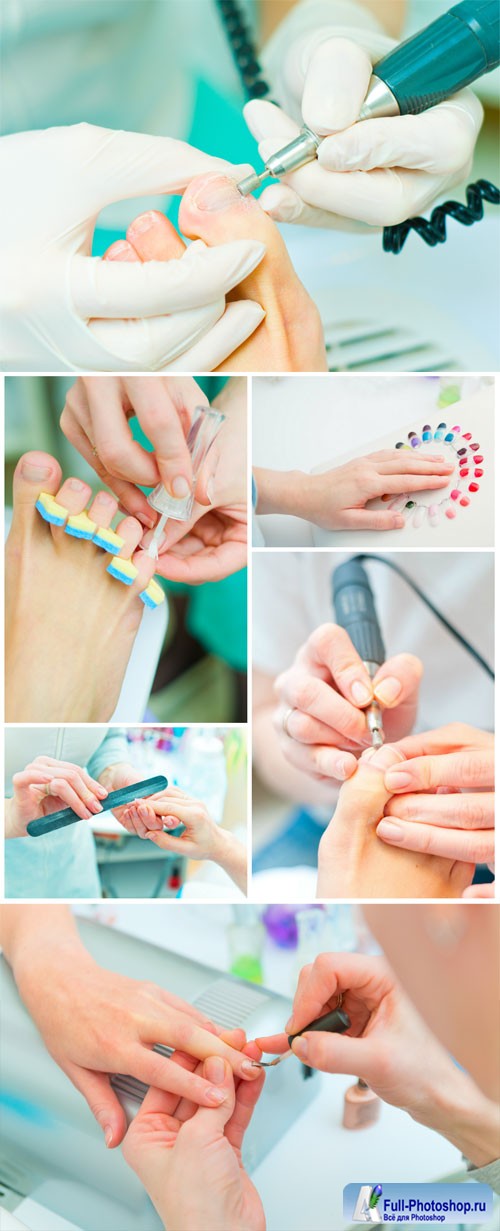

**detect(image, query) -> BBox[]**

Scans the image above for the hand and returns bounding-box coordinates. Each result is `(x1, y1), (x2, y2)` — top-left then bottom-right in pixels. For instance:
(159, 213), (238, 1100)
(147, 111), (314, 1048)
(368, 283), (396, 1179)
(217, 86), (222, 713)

(142, 377), (247, 583)
(254, 450), (454, 531)
(273, 623), (422, 785)
(120, 786), (218, 854)
(12, 933), (261, 1148)
(60, 376), (211, 524)
(245, 34), (483, 228)
(98, 761), (165, 828)
(378, 725), (494, 866)
(317, 743), (473, 899)
(123, 1052), (265, 1231)
(5, 756), (109, 838)
(0, 125), (264, 371)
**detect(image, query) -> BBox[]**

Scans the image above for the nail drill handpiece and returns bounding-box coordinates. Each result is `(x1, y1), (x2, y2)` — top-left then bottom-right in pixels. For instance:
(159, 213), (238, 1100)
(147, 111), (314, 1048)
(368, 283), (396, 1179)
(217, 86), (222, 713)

(332, 560), (386, 749)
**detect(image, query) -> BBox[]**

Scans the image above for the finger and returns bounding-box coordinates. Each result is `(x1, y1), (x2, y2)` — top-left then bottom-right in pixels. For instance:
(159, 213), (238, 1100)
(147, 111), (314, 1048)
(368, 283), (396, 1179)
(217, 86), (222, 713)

(288, 952), (389, 1036)
(463, 883), (495, 899)
(225, 1061), (265, 1152)
(164, 300), (265, 372)
(373, 472), (452, 494)
(278, 668), (370, 747)
(120, 375), (203, 498)
(302, 38), (374, 134)
(43, 778), (94, 820)
(279, 730), (359, 782)
(183, 1058), (235, 1139)
(133, 1048), (234, 1107)
(384, 792), (494, 830)
(376, 816), (494, 864)
(265, 154), (451, 228)
(59, 418), (155, 528)
(291, 1029), (376, 1075)
(389, 725), (492, 760)
(64, 1063), (127, 1149)
(341, 507), (405, 531)
(255, 1032), (290, 1055)
(72, 239), (266, 318)
(151, 538), (247, 584)
(141, 1017), (260, 1082)
(147, 832), (192, 855)
(373, 654), (423, 710)
(274, 705), (362, 754)
(299, 623), (375, 713)
(376, 456), (452, 475)
(82, 379), (160, 487)
(385, 750), (494, 794)
(90, 129), (252, 207)
(318, 94), (483, 174)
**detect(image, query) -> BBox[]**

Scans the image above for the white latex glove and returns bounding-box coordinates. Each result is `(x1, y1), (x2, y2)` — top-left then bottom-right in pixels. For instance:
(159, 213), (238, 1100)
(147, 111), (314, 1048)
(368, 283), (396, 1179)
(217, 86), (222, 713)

(0, 124), (266, 371)
(246, 9), (483, 228)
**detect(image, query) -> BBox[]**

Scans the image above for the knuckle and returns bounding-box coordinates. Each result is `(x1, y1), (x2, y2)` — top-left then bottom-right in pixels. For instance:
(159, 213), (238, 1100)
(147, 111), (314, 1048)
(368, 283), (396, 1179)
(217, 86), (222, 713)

(309, 623), (337, 660)
(293, 676), (320, 714)
(459, 797), (486, 830)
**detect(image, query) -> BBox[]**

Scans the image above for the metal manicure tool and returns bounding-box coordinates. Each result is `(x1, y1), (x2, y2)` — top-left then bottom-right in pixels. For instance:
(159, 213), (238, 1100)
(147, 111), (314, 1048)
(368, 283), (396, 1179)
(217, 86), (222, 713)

(252, 1004), (351, 1068)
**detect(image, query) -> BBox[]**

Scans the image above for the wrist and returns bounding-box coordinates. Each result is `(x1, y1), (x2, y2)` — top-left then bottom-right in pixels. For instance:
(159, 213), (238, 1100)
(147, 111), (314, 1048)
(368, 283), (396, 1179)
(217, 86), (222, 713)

(254, 468), (310, 517)
(98, 762), (132, 791)
(4, 796), (22, 839)
(409, 1062), (500, 1168)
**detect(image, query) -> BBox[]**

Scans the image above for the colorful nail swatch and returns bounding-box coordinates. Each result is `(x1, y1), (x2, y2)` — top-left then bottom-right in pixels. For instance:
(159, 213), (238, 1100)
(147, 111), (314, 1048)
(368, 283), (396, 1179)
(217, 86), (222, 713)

(386, 419), (485, 531)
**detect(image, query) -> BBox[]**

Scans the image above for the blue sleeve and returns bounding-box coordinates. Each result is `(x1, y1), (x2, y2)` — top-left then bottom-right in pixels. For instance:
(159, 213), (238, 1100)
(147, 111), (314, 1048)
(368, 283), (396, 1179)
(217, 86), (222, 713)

(87, 730), (130, 780)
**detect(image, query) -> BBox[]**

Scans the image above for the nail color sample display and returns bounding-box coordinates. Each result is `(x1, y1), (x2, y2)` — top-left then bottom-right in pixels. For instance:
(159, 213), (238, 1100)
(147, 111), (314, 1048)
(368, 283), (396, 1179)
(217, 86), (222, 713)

(386, 422), (484, 527)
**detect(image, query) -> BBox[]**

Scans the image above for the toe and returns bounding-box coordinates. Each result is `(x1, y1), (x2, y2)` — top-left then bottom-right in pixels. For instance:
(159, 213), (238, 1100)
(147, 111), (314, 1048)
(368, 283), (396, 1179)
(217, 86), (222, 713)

(104, 240), (141, 262)
(52, 477), (94, 541)
(126, 210), (186, 261)
(12, 452), (63, 537)
(179, 175), (265, 246)
(106, 516), (144, 587)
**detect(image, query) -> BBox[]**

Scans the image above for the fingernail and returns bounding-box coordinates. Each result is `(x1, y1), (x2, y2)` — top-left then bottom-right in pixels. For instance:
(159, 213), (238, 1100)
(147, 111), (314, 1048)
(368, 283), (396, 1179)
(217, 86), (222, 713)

(393, 516), (405, 528)
(137, 512), (156, 529)
(67, 478), (86, 491)
(206, 1056), (226, 1084)
(190, 175), (242, 212)
(102, 1125), (113, 1146)
(285, 1017), (293, 1032)
(21, 460), (53, 482)
(207, 1087), (227, 1104)
(170, 475), (191, 498)
(351, 681), (372, 706)
(292, 1037), (308, 1059)
(374, 677), (402, 706)
(385, 770), (412, 791)
(127, 211), (158, 236)
(377, 820), (404, 841)
(96, 785), (108, 797)
(241, 1059), (259, 1077)
(331, 756), (352, 781)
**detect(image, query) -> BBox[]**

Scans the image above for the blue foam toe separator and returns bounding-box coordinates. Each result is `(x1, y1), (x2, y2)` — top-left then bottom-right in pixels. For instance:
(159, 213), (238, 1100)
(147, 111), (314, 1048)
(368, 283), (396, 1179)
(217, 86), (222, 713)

(107, 563), (134, 585)
(64, 526), (93, 540)
(93, 535), (113, 551)
(140, 591), (157, 609)
(35, 501), (65, 526)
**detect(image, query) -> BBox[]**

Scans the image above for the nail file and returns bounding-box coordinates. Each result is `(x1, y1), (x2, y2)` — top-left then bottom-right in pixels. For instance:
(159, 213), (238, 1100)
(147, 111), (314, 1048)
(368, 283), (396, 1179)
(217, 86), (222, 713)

(252, 1007), (351, 1067)
(26, 775), (168, 837)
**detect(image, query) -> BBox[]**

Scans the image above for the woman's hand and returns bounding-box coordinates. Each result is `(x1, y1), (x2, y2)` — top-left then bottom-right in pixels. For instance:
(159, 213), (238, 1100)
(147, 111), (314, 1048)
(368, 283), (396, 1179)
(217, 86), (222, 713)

(9, 915), (261, 1148)
(378, 725), (494, 866)
(97, 762), (161, 825)
(317, 743), (473, 898)
(120, 786), (248, 893)
(5, 757), (108, 838)
(254, 450), (454, 532)
(61, 376), (209, 525)
(273, 622), (422, 785)
(123, 1052), (265, 1231)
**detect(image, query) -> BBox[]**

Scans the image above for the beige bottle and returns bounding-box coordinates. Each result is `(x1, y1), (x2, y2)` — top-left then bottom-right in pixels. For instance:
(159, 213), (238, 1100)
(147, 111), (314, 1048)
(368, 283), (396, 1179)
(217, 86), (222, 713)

(342, 1078), (381, 1129)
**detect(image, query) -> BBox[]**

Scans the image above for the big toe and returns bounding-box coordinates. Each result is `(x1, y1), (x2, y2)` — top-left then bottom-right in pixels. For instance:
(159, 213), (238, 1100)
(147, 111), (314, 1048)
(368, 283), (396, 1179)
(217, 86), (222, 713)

(179, 174), (271, 248)
(11, 452), (63, 538)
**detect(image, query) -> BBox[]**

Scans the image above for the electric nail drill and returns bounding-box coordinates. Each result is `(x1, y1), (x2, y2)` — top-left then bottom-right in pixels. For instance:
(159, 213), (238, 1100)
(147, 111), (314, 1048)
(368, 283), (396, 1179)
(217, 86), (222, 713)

(146, 405), (225, 559)
(332, 560), (385, 748)
(237, 0), (500, 195)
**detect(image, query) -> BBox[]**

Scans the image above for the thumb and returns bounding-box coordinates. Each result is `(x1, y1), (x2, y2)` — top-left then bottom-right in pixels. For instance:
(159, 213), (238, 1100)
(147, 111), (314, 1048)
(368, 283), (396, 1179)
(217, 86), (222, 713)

(302, 38), (373, 135)
(86, 126), (253, 209)
(184, 1058), (235, 1142)
(292, 1028), (376, 1077)
(67, 1065), (127, 1148)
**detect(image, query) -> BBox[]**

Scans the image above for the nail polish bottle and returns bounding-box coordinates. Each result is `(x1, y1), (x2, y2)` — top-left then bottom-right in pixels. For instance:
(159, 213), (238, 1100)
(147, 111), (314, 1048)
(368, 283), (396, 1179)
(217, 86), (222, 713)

(342, 1078), (380, 1129)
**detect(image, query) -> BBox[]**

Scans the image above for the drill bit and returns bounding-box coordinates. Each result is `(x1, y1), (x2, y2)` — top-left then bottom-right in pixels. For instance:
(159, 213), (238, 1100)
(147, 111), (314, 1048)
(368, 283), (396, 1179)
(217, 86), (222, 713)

(237, 169), (268, 196)
(366, 701), (384, 748)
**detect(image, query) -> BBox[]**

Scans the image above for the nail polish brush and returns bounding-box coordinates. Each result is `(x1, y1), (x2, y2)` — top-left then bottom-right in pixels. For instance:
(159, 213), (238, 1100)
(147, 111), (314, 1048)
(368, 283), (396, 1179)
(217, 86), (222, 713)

(146, 406), (225, 560)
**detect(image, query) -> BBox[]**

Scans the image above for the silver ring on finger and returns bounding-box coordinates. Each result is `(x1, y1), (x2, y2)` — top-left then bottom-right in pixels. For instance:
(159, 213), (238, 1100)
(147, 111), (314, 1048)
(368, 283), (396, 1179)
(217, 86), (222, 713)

(282, 707), (296, 738)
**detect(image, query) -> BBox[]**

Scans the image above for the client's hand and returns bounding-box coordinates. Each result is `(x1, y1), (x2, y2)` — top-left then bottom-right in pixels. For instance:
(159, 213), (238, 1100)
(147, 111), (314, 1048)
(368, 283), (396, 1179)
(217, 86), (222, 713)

(104, 178), (327, 373)
(5, 757), (109, 838)
(123, 1053), (266, 1231)
(120, 786), (247, 894)
(377, 724), (494, 869)
(317, 744), (474, 898)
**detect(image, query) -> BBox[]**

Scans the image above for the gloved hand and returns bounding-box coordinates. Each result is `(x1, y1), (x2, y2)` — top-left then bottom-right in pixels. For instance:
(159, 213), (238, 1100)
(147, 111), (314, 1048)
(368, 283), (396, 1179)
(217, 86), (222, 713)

(0, 124), (265, 371)
(246, 18), (483, 228)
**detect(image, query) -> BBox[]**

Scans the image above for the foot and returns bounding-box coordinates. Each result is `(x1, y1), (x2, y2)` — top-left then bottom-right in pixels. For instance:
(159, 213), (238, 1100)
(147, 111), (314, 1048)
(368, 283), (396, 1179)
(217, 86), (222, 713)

(5, 452), (158, 721)
(105, 180), (327, 372)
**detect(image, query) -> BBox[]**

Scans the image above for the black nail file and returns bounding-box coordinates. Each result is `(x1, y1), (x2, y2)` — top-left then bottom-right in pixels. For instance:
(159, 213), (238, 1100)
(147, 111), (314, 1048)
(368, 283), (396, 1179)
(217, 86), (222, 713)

(26, 775), (168, 837)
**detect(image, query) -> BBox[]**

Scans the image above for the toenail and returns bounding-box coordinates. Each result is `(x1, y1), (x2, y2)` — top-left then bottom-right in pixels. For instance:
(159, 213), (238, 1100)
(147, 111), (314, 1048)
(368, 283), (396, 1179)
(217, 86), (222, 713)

(127, 211), (159, 236)
(67, 479), (86, 492)
(189, 176), (242, 212)
(22, 461), (53, 482)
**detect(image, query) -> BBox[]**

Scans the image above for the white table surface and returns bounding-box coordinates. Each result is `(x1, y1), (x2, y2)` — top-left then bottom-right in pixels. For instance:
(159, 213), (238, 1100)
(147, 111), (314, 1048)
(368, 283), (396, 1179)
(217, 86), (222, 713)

(74, 906), (463, 1231)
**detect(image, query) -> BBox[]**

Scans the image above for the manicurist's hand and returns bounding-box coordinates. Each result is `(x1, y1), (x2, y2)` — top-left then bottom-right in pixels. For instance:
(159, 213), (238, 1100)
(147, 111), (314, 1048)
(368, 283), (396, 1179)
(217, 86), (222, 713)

(5, 757), (108, 838)
(256, 950), (499, 1166)
(0, 125), (264, 371)
(254, 450), (454, 531)
(378, 725), (494, 866)
(245, 28), (483, 228)
(123, 1052), (266, 1231)
(61, 376), (209, 526)
(4, 909), (261, 1148)
(273, 623), (422, 785)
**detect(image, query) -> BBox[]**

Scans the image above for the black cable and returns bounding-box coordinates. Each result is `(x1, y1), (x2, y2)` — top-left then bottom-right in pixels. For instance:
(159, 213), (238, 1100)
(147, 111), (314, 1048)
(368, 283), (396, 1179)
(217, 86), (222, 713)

(350, 553), (494, 681)
(216, 0), (499, 252)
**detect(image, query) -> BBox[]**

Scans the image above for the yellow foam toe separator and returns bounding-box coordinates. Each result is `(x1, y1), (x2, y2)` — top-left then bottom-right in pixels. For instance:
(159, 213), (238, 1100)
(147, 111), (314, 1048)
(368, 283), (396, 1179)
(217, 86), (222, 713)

(145, 578), (165, 605)
(37, 492), (68, 520)
(66, 511), (97, 537)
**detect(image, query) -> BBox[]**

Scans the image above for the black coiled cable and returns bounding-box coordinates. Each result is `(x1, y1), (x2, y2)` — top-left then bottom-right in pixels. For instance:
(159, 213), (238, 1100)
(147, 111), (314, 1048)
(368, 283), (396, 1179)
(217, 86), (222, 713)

(215, 0), (499, 252)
